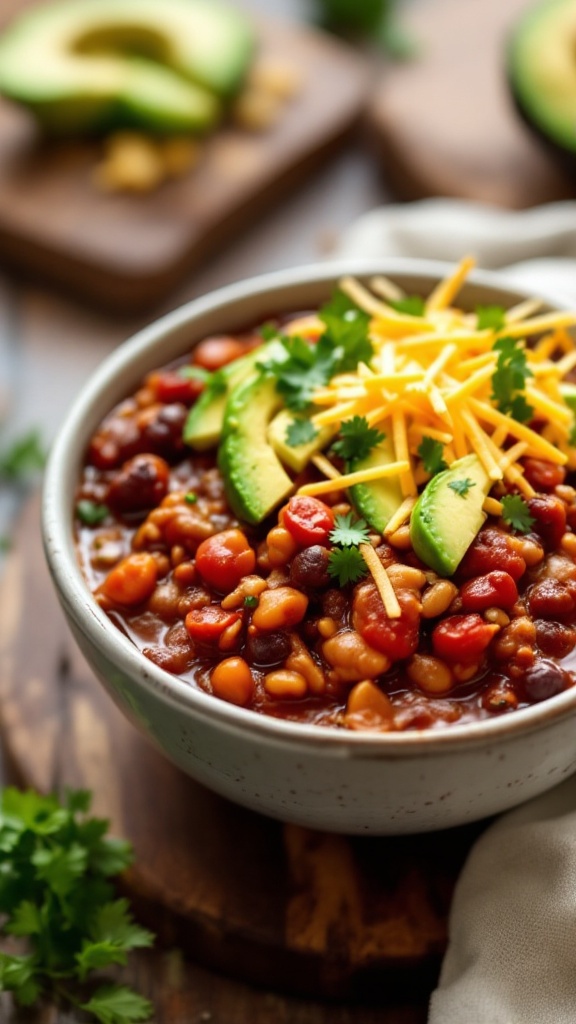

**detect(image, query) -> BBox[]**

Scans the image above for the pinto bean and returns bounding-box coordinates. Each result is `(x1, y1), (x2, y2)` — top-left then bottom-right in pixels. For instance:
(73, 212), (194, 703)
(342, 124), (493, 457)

(322, 630), (390, 683)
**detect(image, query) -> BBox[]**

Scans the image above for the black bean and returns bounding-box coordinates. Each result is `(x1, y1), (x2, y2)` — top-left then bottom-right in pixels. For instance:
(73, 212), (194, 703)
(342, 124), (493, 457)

(521, 659), (567, 703)
(245, 631), (291, 667)
(535, 620), (576, 659)
(290, 546), (330, 589)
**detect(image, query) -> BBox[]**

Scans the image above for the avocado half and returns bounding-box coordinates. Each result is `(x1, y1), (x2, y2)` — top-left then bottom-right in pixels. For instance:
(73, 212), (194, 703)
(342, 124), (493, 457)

(0, 0), (255, 135)
(508, 0), (576, 167)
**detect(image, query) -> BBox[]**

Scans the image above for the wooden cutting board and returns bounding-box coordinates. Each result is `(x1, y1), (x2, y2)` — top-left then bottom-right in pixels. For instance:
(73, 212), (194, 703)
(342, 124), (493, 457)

(0, 493), (483, 1000)
(369, 0), (575, 208)
(0, 2), (367, 312)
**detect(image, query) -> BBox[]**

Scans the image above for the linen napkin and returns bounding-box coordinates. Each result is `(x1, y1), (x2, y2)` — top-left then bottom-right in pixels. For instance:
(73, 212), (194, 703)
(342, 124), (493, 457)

(335, 198), (576, 1024)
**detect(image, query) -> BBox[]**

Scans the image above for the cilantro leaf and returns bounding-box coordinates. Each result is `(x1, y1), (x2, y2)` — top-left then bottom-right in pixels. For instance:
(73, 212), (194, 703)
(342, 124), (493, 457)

(389, 295), (425, 317)
(0, 788), (154, 1023)
(327, 546), (368, 586)
(318, 290), (373, 370)
(491, 336), (534, 423)
(178, 365), (211, 384)
(417, 436), (448, 476)
(501, 494), (535, 534)
(244, 595), (259, 609)
(332, 416), (385, 464)
(285, 418), (318, 447)
(81, 984), (153, 1024)
(0, 430), (45, 481)
(259, 333), (336, 411)
(76, 500), (109, 526)
(329, 512), (371, 548)
(476, 305), (506, 331)
(448, 478), (476, 498)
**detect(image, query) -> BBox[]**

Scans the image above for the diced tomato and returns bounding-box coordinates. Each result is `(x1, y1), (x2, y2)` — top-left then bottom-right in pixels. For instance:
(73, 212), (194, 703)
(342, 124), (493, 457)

(460, 571), (518, 612)
(282, 496), (335, 547)
(146, 370), (204, 405)
(352, 582), (420, 661)
(458, 528), (526, 581)
(193, 336), (252, 371)
(432, 614), (498, 663)
(195, 529), (256, 592)
(185, 606), (241, 643)
(523, 458), (565, 492)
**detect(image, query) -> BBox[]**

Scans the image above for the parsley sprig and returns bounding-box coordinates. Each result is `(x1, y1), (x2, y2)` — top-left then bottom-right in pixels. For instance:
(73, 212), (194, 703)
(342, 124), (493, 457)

(332, 416), (385, 464)
(258, 291), (373, 412)
(327, 512), (370, 586)
(491, 336), (534, 423)
(0, 787), (154, 1024)
(417, 437), (448, 476)
(501, 494), (535, 534)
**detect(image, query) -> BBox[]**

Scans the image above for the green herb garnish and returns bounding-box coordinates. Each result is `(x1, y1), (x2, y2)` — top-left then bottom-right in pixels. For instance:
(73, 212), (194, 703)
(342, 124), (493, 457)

(178, 365), (211, 383)
(327, 512), (370, 586)
(285, 418), (318, 448)
(184, 492), (198, 504)
(501, 494), (535, 534)
(327, 546), (368, 586)
(0, 537), (10, 553)
(332, 416), (385, 464)
(0, 787), (153, 1023)
(476, 305), (506, 331)
(448, 477), (476, 498)
(329, 511), (371, 547)
(417, 436), (448, 476)
(244, 595), (259, 609)
(389, 295), (425, 317)
(0, 430), (45, 481)
(259, 290), (373, 412)
(76, 500), (109, 526)
(491, 336), (534, 423)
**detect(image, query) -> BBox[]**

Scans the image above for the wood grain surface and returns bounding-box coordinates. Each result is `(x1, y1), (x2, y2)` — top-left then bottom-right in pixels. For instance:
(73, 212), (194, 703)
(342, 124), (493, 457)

(0, 2), (367, 312)
(369, 0), (575, 208)
(0, 493), (483, 1014)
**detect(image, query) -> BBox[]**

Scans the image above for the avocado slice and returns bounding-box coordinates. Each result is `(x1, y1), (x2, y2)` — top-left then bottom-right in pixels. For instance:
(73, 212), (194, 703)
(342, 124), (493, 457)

(0, 0), (254, 135)
(410, 454), (491, 577)
(219, 374), (294, 524)
(348, 436), (403, 533)
(560, 381), (576, 413)
(267, 410), (337, 473)
(508, 0), (576, 161)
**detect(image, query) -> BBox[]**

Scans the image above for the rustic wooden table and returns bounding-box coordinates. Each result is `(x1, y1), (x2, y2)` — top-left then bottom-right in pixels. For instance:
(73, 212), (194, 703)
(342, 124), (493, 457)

(0, 3), (435, 1021)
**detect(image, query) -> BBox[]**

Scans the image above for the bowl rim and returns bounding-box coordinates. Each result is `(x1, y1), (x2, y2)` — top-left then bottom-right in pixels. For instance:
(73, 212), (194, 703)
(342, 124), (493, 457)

(42, 256), (576, 757)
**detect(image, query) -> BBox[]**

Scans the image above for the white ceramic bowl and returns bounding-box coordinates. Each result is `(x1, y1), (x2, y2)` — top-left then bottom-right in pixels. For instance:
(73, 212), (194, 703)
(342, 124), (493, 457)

(42, 259), (576, 834)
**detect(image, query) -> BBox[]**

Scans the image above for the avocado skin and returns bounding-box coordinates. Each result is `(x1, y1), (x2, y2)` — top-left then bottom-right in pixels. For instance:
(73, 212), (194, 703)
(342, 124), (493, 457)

(218, 374), (293, 525)
(507, 0), (576, 170)
(348, 435), (403, 533)
(410, 454), (490, 577)
(0, 0), (254, 136)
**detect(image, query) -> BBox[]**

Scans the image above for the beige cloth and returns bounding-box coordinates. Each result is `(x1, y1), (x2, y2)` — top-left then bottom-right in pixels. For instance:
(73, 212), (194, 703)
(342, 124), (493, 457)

(336, 198), (576, 1024)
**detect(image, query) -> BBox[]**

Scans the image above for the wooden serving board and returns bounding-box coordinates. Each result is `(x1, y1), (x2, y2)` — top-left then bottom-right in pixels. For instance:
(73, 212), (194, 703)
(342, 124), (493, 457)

(0, 2), (367, 312)
(0, 494), (483, 1001)
(369, 0), (575, 208)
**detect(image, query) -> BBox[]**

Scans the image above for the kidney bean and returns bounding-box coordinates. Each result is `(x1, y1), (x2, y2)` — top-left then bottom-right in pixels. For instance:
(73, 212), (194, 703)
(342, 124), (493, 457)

(458, 528), (526, 582)
(528, 578), (576, 620)
(352, 582), (420, 661)
(523, 458), (566, 492)
(460, 571), (518, 613)
(107, 454), (170, 515)
(432, 614), (498, 663)
(535, 620), (576, 658)
(521, 659), (568, 702)
(527, 495), (567, 550)
(290, 545), (330, 589)
(245, 630), (292, 667)
(141, 403), (187, 459)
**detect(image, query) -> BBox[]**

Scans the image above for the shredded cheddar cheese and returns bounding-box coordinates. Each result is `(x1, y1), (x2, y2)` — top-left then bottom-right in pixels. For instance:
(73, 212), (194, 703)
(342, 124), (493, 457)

(359, 543), (402, 619)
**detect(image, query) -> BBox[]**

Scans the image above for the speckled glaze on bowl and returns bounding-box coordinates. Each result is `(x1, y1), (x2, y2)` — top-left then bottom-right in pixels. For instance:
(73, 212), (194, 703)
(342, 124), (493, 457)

(42, 260), (576, 834)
